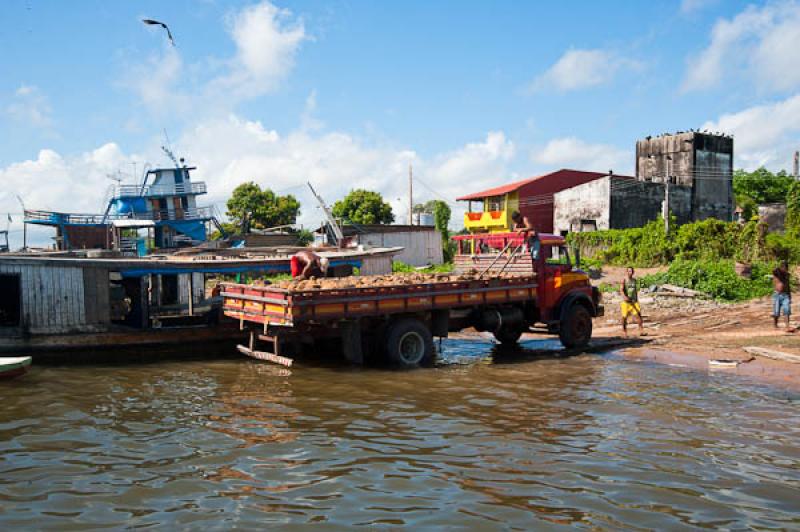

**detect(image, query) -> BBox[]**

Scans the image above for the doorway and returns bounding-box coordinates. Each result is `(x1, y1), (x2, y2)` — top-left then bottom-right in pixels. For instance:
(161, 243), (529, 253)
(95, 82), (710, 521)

(0, 274), (22, 328)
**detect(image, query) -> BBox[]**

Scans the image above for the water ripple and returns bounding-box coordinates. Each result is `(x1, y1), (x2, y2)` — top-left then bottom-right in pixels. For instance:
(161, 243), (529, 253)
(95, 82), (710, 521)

(1, 343), (799, 528)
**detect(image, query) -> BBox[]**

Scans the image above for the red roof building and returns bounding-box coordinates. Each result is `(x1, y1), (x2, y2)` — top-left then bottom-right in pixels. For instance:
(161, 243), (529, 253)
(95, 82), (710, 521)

(457, 169), (619, 234)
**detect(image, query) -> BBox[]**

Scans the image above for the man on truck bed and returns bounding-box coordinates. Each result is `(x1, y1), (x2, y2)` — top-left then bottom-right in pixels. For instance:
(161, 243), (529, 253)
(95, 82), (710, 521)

(511, 211), (539, 260)
(620, 266), (644, 337)
(772, 260), (792, 329)
(291, 250), (330, 281)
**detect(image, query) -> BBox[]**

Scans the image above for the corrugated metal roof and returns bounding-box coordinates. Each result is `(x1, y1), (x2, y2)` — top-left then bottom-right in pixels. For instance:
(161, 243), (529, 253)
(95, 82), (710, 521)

(456, 169), (628, 201)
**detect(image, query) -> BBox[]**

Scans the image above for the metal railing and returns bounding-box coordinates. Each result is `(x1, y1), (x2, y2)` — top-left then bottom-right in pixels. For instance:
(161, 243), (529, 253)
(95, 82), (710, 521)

(24, 206), (214, 225)
(113, 181), (207, 198)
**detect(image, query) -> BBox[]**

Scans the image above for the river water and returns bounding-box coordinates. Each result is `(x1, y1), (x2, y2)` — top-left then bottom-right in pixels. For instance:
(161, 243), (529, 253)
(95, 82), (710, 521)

(1, 338), (799, 530)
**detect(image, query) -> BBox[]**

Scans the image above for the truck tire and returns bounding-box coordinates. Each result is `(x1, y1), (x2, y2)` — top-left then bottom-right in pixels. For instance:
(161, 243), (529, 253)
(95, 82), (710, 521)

(385, 318), (434, 368)
(494, 326), (523, 345)
(559, 304), (592, 349)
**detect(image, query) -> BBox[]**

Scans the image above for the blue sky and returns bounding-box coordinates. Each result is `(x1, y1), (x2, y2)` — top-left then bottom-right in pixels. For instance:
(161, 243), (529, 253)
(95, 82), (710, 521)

(2, 0), (800, 246)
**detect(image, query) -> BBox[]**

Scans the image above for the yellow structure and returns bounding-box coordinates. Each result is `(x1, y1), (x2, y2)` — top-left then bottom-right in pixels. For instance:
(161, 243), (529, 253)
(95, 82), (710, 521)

(461, 191), (519, 233)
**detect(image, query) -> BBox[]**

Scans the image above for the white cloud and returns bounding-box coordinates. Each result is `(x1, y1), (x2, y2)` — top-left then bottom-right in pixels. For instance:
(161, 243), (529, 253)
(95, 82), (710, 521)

(702, 93), (800, 170)
(6, 85), (53, 129)
(176, 119), (518, 230)
(427, 131), (515, 192)
(211, 1), (306, 100)
(530, 49), (638, 92)
(178, 118), (516, 228)
(531, 137), (631, 174)
(683, 1), (800, 92)
(127, 46), (186, 114)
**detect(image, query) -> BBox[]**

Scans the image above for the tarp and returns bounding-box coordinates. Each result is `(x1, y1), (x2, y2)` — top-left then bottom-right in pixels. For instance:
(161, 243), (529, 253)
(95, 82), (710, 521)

(161, 220), (207, 242)
(111, 197), (148, 215)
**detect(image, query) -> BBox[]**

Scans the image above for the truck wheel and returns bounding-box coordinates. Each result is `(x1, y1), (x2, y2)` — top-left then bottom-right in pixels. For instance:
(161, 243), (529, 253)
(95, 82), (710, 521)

(494, 326), (523, 345)
(559, 304), (592, 349)
(385, 318), (434, 368)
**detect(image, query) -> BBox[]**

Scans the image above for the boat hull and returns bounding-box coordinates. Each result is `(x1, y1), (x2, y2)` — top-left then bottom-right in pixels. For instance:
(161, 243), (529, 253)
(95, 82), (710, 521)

(0, 357), (32, 379)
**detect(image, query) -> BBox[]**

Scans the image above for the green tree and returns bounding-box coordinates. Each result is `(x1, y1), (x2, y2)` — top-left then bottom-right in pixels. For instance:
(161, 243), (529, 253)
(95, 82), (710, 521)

(225, 182), (301, 231)
(332, 189), (394, 224)
(414, 199), (454, 261)
(733, 168), (793, 211)
(294, 228), (314, 246)
(786, 180), (800, 237)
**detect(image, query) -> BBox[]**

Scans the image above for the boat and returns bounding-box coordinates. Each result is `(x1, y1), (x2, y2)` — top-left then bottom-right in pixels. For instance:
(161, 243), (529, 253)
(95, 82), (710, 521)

(0, 356), (31, 378)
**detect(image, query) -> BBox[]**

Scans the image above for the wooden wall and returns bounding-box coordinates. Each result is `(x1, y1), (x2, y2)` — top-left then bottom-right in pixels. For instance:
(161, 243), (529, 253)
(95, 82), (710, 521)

(359, 255), (393, 276)
(178, 272), (205, 304)
(0, 263), (110, 334)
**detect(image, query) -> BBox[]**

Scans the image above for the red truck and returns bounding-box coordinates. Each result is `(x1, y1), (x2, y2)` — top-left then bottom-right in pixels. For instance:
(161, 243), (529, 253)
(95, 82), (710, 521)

(222, 234), (602, 367)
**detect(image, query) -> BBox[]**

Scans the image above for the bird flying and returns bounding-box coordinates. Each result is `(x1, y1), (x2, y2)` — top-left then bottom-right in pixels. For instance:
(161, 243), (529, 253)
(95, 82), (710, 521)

(142, 18), (175, 46)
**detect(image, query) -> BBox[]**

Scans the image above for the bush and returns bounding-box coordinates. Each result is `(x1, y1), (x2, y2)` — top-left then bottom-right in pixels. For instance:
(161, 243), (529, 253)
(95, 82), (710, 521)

(639, 259), (774, 301)
(568, 218), (785, 267)
(766, 233), (800, 263)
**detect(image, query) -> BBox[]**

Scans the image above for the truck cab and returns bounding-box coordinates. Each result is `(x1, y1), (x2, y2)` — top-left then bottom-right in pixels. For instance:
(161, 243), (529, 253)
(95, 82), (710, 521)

(453, 232), (602, 348)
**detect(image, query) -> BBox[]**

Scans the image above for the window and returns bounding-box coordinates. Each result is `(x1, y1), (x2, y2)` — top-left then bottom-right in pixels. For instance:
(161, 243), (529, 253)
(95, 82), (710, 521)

(546, 246), (571, 266)
(0, 274), (21, 327)
(487, 196), (504, 212)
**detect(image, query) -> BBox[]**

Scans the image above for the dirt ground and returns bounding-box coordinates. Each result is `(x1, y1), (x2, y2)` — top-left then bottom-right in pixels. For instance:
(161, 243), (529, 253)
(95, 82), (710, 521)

(589, 265), (668, 286)
(591, 290), (800, 390)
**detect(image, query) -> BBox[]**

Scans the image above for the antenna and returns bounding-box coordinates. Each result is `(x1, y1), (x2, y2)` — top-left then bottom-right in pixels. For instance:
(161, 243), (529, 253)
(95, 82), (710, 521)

(161, 145), (179, 168)
(161, 129), (179, 168)
(106, 171), (123, 184)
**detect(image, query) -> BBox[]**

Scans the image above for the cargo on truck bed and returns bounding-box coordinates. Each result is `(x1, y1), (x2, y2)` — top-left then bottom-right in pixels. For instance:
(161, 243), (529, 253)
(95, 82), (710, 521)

(223, 273), (537, 326)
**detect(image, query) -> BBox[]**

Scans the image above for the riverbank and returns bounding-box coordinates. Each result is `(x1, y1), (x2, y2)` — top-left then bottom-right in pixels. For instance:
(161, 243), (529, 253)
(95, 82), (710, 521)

(592, 291), (800, 389)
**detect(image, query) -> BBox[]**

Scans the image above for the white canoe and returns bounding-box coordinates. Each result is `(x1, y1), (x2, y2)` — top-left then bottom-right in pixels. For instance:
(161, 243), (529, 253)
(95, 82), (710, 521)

(0, 356), (32, 378)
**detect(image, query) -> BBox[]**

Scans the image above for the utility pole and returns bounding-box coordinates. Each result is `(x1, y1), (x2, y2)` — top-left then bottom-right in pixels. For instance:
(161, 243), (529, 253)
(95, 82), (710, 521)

(663, 177), (671, 234)
(663, 155), (672, 235)
(408, 164), (413, 226)
(15, 195), (27, 252)
(794, 150), (799, 179)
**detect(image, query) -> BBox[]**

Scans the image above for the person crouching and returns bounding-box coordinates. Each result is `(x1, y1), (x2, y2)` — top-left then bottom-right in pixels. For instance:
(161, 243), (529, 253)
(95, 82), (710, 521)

(290, 250), (330, 281)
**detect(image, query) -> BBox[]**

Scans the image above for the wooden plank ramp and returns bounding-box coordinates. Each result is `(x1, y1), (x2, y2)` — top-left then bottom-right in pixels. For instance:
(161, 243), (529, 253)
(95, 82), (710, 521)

(237, 344), (294, 367)
(743, 346), (800, 364)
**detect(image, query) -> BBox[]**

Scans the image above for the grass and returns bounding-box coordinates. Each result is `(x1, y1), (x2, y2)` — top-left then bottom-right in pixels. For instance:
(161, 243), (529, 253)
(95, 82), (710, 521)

(392, 261), (454, 273)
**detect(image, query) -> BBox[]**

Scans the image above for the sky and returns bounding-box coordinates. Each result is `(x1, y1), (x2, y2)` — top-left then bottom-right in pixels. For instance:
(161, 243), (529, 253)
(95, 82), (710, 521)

(2, 0), (800, 247)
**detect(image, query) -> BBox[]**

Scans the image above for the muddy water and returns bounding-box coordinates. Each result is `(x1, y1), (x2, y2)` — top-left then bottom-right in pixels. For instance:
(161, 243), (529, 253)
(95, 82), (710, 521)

(1, 339), (799, 529)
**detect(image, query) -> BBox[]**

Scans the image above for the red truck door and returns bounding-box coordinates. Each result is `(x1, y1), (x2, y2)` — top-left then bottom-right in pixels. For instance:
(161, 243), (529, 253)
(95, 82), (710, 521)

(536, 244), (573, 321)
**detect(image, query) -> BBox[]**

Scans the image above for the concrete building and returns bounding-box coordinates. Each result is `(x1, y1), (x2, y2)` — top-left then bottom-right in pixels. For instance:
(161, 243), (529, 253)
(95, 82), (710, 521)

(636, 131), (734, 221)
(553, 175), (691, 235)
(758, 203), (787, 233)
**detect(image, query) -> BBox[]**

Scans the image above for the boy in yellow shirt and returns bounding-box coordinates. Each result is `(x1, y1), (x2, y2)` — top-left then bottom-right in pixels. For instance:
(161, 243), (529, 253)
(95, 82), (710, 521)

(620, 267), (644, 337)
